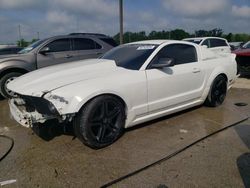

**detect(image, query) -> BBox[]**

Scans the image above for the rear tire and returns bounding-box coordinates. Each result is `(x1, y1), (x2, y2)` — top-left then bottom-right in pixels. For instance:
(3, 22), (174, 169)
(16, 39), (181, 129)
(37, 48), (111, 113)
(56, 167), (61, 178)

(73, 95), (126, 149)
(205, 75), (227, 107)
(0, 72), (23, 98)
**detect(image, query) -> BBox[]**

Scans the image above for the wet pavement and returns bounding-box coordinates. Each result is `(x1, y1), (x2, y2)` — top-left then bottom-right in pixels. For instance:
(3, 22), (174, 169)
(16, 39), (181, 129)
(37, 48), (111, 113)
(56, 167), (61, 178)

(0, 78), (250, 188)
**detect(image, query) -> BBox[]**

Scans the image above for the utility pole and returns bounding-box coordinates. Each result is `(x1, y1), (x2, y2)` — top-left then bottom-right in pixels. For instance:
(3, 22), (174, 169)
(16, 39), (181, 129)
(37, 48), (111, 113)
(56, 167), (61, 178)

(76, 16), (79, 32)
(119, 0), (123, 44)
(18, 24), (22, 46)
(37, 32), (40, 40)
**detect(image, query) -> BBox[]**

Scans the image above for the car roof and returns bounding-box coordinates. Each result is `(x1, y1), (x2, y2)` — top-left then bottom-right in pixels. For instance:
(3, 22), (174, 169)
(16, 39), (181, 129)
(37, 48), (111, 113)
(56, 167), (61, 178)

(127, 40), (172, 45)
(126, 40), (200, 47)
(48, 33), (111, 40)
(183, 37), (226, 41)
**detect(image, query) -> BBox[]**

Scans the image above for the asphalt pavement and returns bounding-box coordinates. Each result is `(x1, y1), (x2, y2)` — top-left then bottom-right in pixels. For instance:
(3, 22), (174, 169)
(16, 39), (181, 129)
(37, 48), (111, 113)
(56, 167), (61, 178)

(0, 78), (250, 188)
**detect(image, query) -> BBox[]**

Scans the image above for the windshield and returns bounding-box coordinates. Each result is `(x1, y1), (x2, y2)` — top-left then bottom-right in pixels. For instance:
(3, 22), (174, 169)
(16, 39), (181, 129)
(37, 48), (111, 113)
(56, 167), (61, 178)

(101, 44), (158, 70)
(18, 39), (47, 54)
(184, 39), (202, 45)
(242, 41), (250, 49)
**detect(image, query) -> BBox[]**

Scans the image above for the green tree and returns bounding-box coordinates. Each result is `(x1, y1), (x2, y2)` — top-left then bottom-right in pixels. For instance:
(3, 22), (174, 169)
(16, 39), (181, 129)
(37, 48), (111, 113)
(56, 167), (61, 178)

(113, 28), (250, 44)
(170, 29), (190, 40)
(225, 33), (233, 42)
(17, 39), (29, 47)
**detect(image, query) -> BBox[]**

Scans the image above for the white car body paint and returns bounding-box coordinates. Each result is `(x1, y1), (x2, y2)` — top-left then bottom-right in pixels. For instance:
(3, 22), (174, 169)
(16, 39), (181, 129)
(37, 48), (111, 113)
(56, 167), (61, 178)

(7, 40), (237, 128)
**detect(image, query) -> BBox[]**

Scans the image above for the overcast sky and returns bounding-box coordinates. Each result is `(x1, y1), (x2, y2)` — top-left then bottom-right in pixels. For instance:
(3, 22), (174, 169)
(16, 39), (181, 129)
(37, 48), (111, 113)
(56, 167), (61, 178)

(0, 0), (249, 44)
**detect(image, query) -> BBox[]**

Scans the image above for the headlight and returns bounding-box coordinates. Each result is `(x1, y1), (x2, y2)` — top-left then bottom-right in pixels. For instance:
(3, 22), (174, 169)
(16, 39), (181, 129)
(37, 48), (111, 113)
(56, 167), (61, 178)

(21, 95), (59, 116)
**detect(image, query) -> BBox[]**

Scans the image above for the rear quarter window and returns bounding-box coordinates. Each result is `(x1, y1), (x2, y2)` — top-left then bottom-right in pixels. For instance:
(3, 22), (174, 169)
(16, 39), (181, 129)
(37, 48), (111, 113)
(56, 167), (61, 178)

(210, 39), (228, 48)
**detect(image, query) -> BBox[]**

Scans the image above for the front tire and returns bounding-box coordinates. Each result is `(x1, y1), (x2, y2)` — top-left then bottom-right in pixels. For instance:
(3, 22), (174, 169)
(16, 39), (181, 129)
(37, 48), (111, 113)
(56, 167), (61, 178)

(0, 72), (23, 98)
(74, 95), (126, 149)
(205, 75), (227, 107)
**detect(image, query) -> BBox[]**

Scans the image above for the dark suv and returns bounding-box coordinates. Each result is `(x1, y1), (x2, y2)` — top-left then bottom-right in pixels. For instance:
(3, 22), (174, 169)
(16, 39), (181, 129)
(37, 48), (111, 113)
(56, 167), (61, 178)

(0, 33), (117, 98)
(0, 46), (23, 56)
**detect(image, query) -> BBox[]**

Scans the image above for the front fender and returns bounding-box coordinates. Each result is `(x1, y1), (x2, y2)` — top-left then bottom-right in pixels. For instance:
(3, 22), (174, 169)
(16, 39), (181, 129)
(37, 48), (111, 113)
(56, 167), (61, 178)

(0, 61), (36, 75)
(44, 89), (131, 116)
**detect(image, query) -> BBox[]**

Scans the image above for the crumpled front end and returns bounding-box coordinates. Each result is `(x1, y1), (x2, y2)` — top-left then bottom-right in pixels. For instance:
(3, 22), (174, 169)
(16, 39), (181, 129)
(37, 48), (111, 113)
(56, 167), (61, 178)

(8, 95), (73, 128)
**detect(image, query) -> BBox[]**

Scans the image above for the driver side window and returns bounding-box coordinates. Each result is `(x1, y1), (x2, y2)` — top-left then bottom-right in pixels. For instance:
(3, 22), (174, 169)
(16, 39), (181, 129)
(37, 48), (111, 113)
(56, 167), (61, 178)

(45, 39), (71, 52)
(151, 44), (197, 66)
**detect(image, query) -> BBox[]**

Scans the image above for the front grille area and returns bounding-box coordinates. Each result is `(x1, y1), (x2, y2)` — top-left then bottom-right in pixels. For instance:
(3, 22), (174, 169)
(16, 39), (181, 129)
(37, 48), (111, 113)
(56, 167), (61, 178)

(19, 95), (59, 116)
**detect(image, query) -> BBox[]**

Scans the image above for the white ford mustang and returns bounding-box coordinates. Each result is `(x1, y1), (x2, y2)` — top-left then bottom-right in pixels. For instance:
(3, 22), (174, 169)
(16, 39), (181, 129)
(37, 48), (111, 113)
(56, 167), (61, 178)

(7, 40), (237, 148)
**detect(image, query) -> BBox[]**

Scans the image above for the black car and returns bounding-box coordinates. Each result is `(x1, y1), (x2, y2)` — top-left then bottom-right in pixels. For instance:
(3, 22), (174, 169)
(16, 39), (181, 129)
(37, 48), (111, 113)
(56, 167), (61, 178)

(0, 46), (23, 56)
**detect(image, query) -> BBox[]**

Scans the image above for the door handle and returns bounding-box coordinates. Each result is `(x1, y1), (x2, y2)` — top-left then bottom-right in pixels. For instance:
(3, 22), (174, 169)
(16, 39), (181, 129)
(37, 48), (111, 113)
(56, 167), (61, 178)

(192, 68), (201, 73)
(65, 55), (73, 58)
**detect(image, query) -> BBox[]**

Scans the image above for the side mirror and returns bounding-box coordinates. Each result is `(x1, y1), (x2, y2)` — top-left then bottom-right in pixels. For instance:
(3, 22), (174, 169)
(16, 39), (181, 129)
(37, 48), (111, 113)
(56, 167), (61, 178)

(151, 58), (175, 69)
(39, 47), (50, 55)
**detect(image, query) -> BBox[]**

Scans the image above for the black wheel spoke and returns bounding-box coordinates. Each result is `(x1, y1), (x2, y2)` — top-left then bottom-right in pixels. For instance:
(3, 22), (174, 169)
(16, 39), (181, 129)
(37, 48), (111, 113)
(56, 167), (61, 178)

(101, 101), (109, 117)
(97, 125), (106, 142)
(107, 123), (118, 132)
(108, 107), (121, 120)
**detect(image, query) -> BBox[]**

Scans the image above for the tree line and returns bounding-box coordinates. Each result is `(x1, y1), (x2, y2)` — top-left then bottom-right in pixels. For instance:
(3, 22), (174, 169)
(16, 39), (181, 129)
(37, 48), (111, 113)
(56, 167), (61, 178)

(17, 28), (250, 47)
(113, 28), (250, 44)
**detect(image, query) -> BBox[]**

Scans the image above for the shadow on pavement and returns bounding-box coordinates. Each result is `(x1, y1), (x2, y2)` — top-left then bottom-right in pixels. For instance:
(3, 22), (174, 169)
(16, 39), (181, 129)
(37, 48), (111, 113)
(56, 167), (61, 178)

(235, 123), (250, 188)
(32, 105), (201, 142)
(0, 95), (5, 101)
(239, 74), (250, 79)
(32, 120), (75, 141)
(127, 105), (201, 132)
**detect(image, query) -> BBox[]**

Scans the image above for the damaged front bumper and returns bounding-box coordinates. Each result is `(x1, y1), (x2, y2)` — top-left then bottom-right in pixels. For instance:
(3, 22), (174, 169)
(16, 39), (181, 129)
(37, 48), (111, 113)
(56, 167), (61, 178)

(9, 98), (58, 128)
(8, 94), (76, 128)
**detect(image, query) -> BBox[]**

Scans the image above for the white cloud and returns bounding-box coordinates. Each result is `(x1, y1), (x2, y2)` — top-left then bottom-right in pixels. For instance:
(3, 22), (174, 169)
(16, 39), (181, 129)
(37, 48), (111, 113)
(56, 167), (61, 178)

(162, 0), (230, 17)
(52, 0), (118, 18)
(0, 0), (43, 9)
(46, 11), (74, 25)
(125, 11), (170, 32)
(0, 0), (250, 44)
(232, 5), (250, 18)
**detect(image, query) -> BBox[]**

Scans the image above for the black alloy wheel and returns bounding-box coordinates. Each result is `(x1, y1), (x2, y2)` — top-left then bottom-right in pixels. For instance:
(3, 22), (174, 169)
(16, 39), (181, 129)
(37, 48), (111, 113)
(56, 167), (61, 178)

(205, 75), (227, 107)
(74, 95), (125, 149)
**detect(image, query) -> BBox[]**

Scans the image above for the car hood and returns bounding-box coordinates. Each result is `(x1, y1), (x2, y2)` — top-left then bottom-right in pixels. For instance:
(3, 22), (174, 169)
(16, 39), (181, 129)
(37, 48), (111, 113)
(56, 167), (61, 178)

(7, 59), (118, 97)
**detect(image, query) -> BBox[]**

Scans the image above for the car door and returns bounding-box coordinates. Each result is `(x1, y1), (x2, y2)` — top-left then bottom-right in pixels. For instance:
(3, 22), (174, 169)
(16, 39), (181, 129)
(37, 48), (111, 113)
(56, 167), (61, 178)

(72, 38), (105, 60)
(36, 38), (77, 68)
(146, 43), (206, 112)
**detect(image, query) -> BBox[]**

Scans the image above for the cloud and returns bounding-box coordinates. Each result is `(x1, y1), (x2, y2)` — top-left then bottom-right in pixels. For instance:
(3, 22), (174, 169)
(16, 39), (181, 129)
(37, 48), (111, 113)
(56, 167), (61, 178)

(162, 0), (230, 17)
(0, 0), (44, 10)
(232, 5), (250, 18)
(46, 11), (74, 25)
(0, 0), (250, 44)
(124, 11), (170, 32)
(52, 0), (118, 19)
